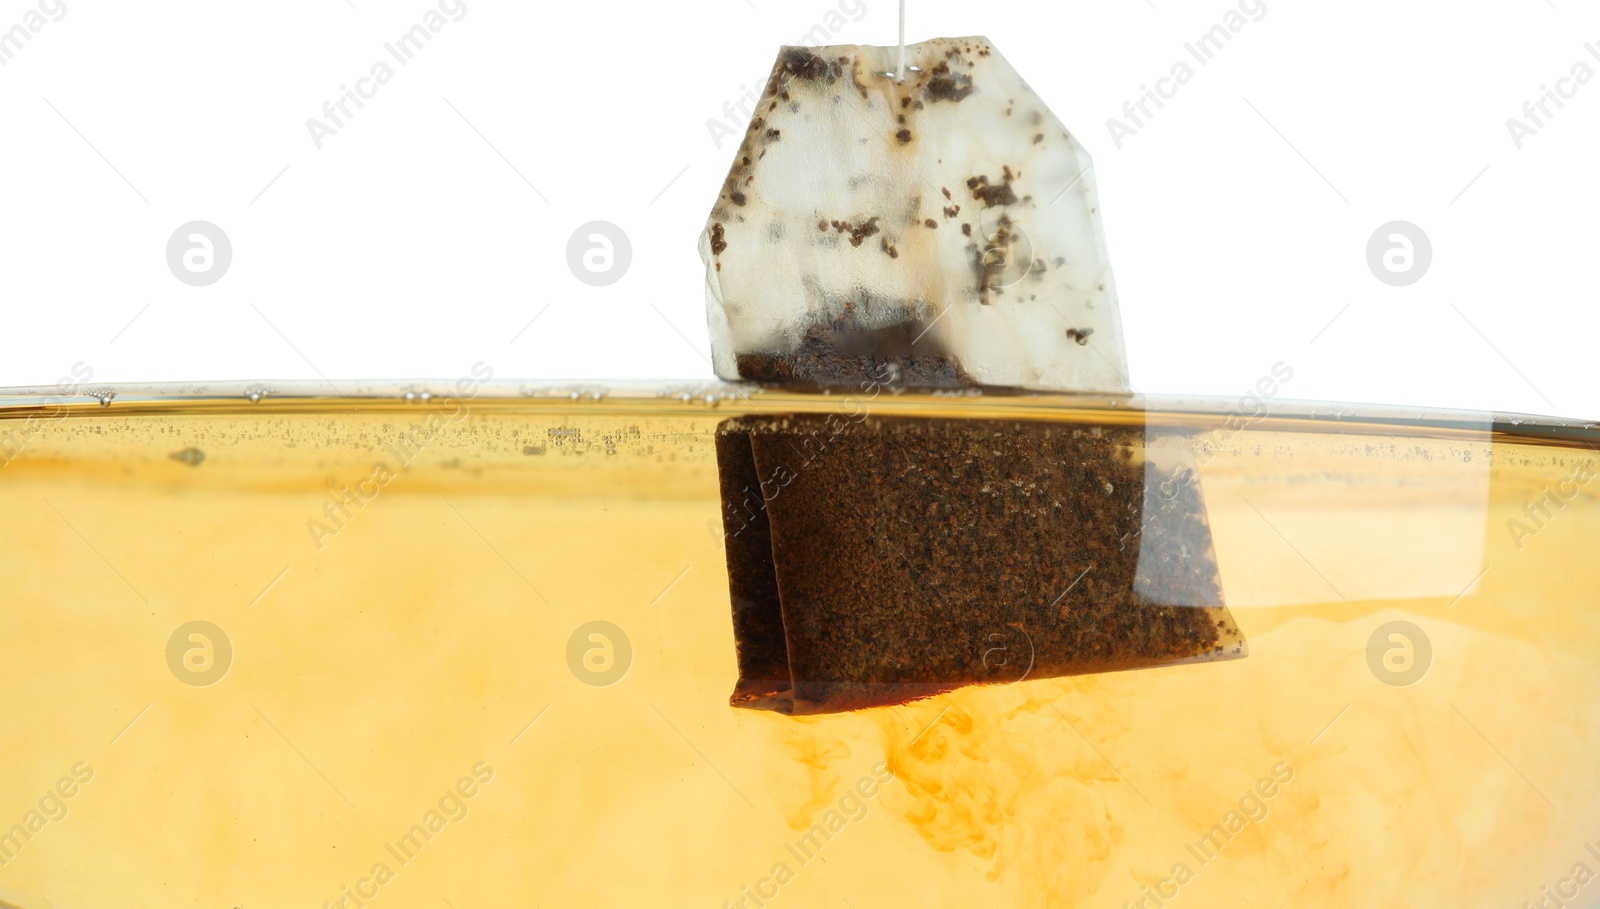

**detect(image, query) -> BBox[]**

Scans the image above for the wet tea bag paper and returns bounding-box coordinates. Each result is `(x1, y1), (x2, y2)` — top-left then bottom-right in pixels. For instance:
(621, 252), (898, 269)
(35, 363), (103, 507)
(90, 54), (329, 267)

(700, 37), (1129, 392)
(705, 38), (1242, 715)
(716, 416), (1245, 715)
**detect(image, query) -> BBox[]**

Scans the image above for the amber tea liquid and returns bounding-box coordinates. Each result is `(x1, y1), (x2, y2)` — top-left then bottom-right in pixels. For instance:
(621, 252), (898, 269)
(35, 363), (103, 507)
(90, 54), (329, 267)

(0, 388), (1596, 908)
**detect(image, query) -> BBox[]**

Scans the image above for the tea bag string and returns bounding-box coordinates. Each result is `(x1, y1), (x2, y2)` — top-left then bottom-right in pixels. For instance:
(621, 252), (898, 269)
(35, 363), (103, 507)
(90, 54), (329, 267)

(896, 0), (906, 80)
(884, 0), (913, 81)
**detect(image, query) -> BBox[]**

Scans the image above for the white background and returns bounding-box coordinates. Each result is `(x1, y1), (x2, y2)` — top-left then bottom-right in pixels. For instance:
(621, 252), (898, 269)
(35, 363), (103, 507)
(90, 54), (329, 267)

(1, 0), (1595, 417)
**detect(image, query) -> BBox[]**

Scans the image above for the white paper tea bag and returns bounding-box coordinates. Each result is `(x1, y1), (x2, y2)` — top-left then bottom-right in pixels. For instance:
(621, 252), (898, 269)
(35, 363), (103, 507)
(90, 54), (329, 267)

(700, 37), (1129, 393)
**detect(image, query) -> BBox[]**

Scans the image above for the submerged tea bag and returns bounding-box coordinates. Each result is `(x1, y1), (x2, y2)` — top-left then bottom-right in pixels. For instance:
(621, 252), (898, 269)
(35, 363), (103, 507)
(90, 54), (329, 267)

(706, 39), (1244, 714)
(717, 416), (1245, 715)
(700, 37), (1129, 392)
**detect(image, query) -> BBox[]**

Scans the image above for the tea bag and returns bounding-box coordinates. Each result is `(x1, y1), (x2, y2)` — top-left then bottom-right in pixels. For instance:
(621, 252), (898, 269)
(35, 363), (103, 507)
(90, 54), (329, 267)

(717, 416), (1244, 715)
(704, 39), (1244, 714)
(699, 37), (1129, 392)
